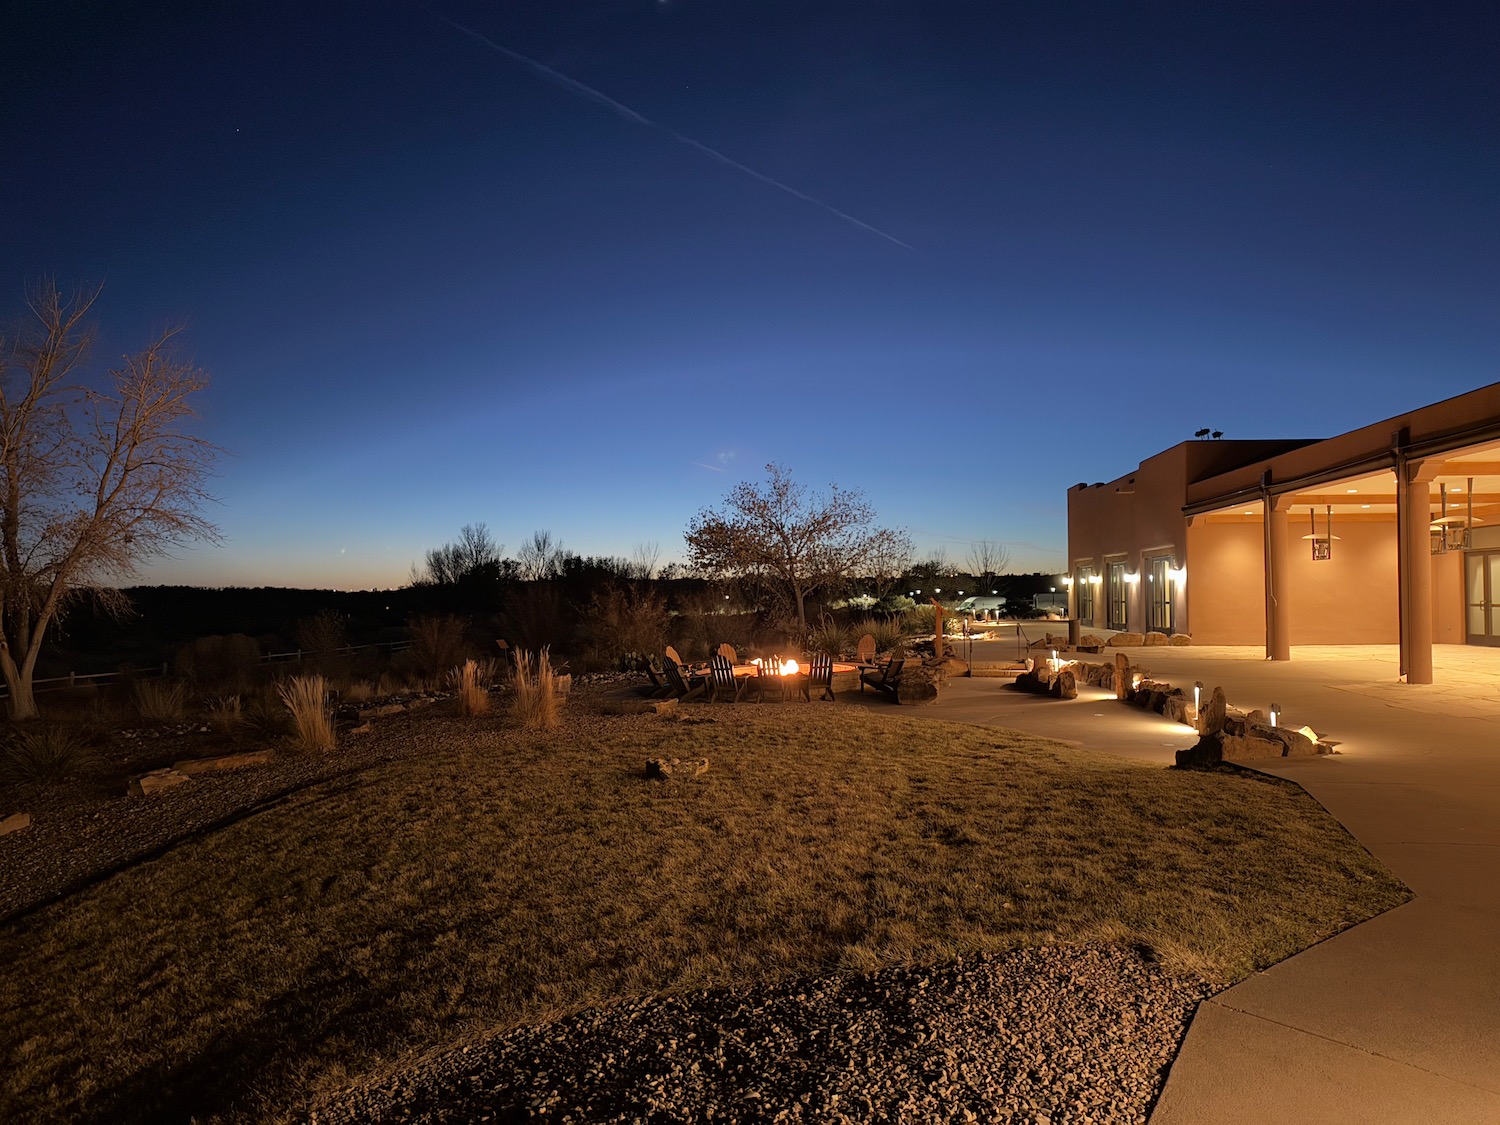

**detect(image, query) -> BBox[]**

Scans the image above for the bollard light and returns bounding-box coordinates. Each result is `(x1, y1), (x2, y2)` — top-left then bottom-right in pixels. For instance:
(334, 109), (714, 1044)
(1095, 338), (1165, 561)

(1193, 681), (1203, 730)
(1270, 702), (1279, 728)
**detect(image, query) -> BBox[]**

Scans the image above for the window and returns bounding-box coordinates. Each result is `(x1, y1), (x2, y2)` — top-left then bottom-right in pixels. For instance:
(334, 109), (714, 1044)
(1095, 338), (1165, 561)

(1147, 556), (1174, 633)
(1077, 566), (1096, 624)
(1107, 562), (1127, 629)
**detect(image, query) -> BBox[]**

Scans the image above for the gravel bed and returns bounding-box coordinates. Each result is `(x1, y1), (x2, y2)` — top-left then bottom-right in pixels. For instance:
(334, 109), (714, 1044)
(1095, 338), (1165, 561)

(311, 943), (1209, 1125)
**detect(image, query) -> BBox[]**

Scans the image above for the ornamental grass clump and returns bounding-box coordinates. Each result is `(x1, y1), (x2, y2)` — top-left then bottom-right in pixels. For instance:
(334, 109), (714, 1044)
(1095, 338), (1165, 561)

(450, 658), (492, 717)
(205, 694), (243, 734)
(0, 723), (93, 788)
(133, 678), (187, 723)
(511, 647), (560, 731)
(277, 674), (335, 751)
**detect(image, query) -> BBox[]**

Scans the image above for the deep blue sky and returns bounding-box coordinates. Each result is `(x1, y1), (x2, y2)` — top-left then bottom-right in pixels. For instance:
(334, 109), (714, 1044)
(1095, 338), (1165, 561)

(5, 1), (1497, 588)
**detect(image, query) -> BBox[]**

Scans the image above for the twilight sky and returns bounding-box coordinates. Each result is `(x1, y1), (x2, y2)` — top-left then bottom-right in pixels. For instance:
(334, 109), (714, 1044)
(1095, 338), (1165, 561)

(5, 1), (1497, 589)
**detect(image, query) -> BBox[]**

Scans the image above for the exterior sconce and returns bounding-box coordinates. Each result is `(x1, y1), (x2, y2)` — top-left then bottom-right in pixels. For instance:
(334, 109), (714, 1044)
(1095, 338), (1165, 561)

(1168, 566), (1187, 582)
(1269, 703), (1279, 728)
(1124, 572), (1140, 585)
(1089, 574), (1103, 586)
(1062, 576), (1074, 587)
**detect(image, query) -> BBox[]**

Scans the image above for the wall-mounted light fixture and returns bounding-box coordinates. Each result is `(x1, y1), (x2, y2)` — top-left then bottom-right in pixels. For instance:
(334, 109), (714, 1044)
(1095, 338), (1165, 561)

(1167, 566), (1187, 582)
(1061, 576), (1074, 587)
(1089, 574), (1103, 585)
(1124, 571), (1140, 585)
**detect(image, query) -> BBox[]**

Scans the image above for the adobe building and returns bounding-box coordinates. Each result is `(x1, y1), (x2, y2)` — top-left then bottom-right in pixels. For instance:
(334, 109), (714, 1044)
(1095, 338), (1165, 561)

(1066, 382), (1500, 683)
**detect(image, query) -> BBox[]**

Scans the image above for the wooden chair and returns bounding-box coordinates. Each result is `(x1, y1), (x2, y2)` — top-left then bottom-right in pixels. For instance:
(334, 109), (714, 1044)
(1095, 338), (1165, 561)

(802, 652), (835, 702)
(706, 653), (745, 703)
(661, 657), (705, 701)
(643, 657), (670, 698)
(750, 655), (784, 703)
(716, 642), (738, 663)
(854, 633), (877, 665)
(664, 645), (684, 667)
(860, 657), (904, 700)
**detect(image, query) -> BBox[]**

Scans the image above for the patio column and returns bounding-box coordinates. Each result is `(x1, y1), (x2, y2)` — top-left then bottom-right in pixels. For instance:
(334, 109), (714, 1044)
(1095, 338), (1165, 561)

(1265, 495), (1291, 661)
(1399, 460), (1436, 684)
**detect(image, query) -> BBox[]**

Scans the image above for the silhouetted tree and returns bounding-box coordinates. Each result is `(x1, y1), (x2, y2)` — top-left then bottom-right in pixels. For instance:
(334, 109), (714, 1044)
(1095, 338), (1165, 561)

(685, 463), (912, 629)
(0, 282), (219, 718)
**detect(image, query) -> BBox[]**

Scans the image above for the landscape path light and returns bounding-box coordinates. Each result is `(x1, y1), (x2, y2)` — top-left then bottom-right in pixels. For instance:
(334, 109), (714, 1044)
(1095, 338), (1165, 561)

(1193, 680), (1203, 731)
(1270, 702), (1280, 728)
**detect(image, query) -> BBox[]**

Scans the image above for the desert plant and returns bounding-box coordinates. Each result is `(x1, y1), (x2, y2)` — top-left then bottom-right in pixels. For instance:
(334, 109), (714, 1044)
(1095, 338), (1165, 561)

(205, 695), (243, 734)
(133, 679), (187, 723)
(806, 613), (849, 657)
(277, 674), (335, 751)
(511, 647), (561, 731)
(449, 659), (492, 717)
(0, 723), (93, 787)
(243, 688), (291, 740)
(583, 583), (668, 669)
(854, 615), (907, 655)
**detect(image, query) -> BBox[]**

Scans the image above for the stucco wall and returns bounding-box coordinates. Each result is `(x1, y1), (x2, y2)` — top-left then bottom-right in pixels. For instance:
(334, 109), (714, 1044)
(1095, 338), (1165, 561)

(1286, 519), (1398, 643)
(1433, 550), (1464, 644)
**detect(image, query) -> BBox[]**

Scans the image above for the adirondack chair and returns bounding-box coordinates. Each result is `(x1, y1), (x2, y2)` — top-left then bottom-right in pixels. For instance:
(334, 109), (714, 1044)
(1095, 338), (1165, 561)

(662, 657), (705, 701)
(749, 655), (785, 703)
(716, 642), (738, 663)
(643, 657), (670, 698)
(802, 652), (835, 702)
(860, 657), (904, 700)
(664, 645), (684, 667)
(706, 654), (745, 703)
(854, 633), (877, 666)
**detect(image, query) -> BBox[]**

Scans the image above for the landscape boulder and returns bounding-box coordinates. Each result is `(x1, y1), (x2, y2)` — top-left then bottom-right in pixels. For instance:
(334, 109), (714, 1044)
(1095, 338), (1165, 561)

(1048, 669), (1078, 699)
(128, 768), (190, 797)
(1107, 632), (1145, 648)
(1143, 631), (1170, 646)
(172, 750), (272, 776)
(1198, 686), (1228, 736)
(1168, 633), (1192, 646)
(645, 756), (709, 780)
(0, 812), (30, 836)
(1163, 694), (1191, 725)
(896, 665), (943, 704)
(1077, 634), (1106, 652)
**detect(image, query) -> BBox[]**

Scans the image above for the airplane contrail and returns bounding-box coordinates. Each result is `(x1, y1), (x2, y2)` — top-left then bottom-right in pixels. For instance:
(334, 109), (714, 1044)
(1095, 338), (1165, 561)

(438, 14), (912, 250)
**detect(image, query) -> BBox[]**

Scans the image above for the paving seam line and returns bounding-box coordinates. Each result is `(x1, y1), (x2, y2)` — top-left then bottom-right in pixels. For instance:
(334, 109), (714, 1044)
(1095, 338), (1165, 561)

(1200, 999), (1500, 1096)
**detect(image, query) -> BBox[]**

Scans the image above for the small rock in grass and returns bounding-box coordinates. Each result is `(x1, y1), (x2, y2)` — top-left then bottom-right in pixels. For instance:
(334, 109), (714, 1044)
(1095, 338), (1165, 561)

(0, 811), (30, 836)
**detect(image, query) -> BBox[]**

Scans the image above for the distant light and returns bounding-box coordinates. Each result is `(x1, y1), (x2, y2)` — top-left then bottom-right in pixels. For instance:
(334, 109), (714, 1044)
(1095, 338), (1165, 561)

(1361, 504), (1371, 509)
(1346, 488), (1358, 493)
(935, 587), (941, 593)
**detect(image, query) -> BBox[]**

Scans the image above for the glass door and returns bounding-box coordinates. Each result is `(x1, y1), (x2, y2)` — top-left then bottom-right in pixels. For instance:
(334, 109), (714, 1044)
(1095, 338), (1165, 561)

(1465, 551), (1500, 646)
(1148, 556), (1174, 632)
(1107, 563), (1127, 629)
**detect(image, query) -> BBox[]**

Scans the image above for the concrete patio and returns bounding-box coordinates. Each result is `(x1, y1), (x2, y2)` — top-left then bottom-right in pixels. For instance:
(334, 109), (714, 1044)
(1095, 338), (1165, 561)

(903, 644), (1500, 1123)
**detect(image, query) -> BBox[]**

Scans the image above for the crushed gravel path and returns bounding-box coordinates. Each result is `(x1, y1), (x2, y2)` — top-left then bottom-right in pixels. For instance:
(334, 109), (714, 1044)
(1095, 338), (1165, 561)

(311, 944), (1209, 1125)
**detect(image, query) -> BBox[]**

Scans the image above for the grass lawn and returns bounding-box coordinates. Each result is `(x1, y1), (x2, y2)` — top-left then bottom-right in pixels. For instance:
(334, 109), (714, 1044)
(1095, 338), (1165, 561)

(0, 704), (1408, 1122)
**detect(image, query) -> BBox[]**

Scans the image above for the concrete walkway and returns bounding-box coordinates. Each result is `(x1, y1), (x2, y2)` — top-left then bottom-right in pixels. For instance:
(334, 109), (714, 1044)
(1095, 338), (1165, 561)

(896, 645), (1500, 1123)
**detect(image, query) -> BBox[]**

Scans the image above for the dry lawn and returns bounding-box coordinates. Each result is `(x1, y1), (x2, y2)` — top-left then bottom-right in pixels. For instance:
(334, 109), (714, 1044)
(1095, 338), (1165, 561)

(0, 706), (1407, 1122)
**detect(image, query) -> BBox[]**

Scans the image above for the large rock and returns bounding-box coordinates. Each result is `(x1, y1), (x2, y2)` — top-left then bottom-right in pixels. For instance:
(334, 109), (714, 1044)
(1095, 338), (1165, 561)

(1143, 631), (1170, 646)
(1077, 634), (1106, 652)
(358, 703), (405, 719)
(1175, 738), (1223, 768)
(0, 812), (30, 836)
(1163, 694), (1191, 725)
(645, 756), (709, 780)
(896, 666), (942, 705)
(1108, 632), (1145, 648)
(928, 656), (969, 678)
(173, 750), (272, 776)
(128, 768), (190, 797)
(1199, 686), (1228, 736)
(1168, 633), (1192, 646)
(1219, 731), (1292, 760)
(1048, 669), (1078, 699)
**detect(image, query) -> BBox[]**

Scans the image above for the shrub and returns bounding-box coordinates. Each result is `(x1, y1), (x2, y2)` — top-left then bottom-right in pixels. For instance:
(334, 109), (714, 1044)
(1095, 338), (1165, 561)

(449, 659), (492, 717)
(583, 583), (668, 670)
(175, 634), (261, 693)
(205, 695), (243, 734)
(407, 615), (469, 677)
(901, 605), (961, 638)
(0, 724), (93, 787)
(511, 647), (561, 731)
(133, 679), (187, 723)
(806, 614), (849, 657)
(243, 688), (291, 740)
(277, 675), (335, 751)
(853, 615), (907, 655)
(342, 679), (376, 704)
(293, 609), (348, 655)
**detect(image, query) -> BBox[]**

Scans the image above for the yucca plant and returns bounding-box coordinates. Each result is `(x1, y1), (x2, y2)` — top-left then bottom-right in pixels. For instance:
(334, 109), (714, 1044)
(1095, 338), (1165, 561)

(0, 724), (93, 787)
(133, 678), (187, 723)
(511, 647), (561, 732)
(449, 658), (492, 717)
(277, 674), (335, 751)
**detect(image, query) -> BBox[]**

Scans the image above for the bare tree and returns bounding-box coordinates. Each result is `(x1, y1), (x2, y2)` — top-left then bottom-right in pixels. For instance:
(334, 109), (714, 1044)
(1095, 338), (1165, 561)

(630, 540), (661, 581)
(965, 539), (1010, 585)
(0, 282), (219, 718)
(685, 463), (912, 629)
(423, 522), (503, 585)
(516, 529), (566, 581)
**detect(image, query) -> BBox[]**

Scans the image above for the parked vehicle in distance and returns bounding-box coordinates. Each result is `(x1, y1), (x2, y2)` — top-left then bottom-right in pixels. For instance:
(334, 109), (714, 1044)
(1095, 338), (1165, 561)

(956, 595), (1007, 616)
